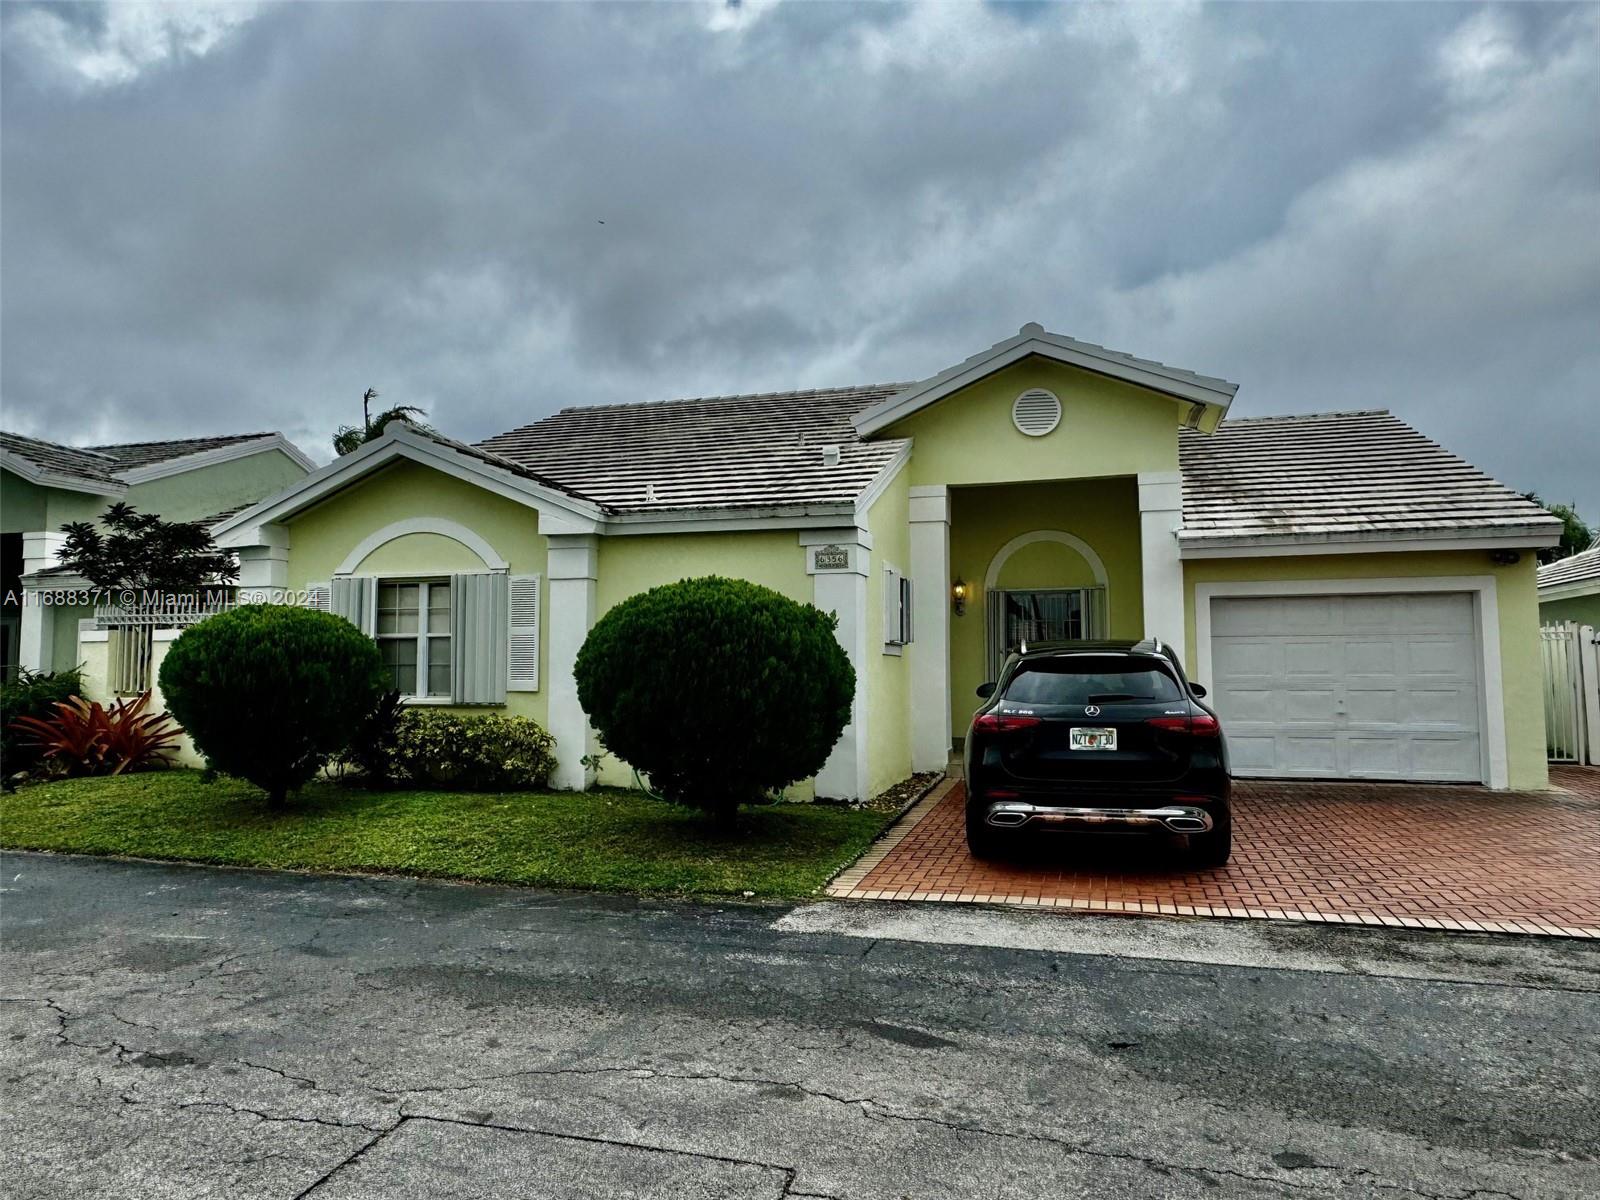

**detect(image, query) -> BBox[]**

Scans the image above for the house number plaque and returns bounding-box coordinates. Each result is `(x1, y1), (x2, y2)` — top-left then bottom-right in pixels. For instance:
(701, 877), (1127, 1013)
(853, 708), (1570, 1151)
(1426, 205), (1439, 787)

(811, 545), (850, 571)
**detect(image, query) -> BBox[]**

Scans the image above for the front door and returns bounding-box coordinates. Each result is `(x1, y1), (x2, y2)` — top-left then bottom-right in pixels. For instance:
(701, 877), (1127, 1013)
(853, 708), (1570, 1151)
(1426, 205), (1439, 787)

(987, 587), (1105, 677)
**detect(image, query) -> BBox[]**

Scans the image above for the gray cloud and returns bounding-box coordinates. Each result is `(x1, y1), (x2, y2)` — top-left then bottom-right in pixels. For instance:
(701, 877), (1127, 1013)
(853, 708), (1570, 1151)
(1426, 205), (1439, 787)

(3, 1), (1596, 516)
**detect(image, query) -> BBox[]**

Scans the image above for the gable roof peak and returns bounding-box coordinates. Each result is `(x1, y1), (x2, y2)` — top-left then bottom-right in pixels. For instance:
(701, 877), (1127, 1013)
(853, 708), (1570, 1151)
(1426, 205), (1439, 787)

(853, 323), (1239, 437)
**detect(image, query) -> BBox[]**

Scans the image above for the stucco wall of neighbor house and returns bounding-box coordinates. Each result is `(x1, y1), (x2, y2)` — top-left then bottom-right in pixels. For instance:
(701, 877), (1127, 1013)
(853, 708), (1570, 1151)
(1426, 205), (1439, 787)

(282, 459), (550, 729)
(1183, 551), (1548, 791)
(127, 448), (309, 524)
(2, 472), (51, 533)
(865, 466), (912, 799)
(592, 529), (817, 796)
(1, 472), (107, 534)
(1539, 592), (1600, 627)
(50, 601), (92, 672)
(885, 358), (1181, 489)
(946, 477), (1144, 738)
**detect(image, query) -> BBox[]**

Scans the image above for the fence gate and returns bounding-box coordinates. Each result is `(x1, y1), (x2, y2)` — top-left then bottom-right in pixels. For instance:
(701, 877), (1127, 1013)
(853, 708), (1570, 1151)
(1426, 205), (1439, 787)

(1541, 622), (1600, 765)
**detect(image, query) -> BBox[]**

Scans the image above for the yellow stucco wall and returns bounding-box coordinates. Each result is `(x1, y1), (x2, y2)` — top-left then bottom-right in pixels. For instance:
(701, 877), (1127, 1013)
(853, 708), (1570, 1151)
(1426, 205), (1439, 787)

(283, 460), (550, 728)
(865, 469), (912, 798)
(1183, 551), (1548, 790)
(947, 477), (1144, 735)
(593, 528), (817, 795)
(885, 358), (1181, 488)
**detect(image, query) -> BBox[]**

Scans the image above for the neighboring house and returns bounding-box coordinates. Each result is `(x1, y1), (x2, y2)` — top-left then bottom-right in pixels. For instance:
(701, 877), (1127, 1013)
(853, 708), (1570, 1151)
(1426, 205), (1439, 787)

(1537, 546), (1600, 626)
(1, 430), (313, 677)
(212, 324), (1561, 796)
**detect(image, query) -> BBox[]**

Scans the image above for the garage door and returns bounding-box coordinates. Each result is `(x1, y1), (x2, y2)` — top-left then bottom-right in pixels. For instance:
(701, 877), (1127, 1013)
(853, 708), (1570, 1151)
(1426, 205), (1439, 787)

(1210, 592), (1483, 782)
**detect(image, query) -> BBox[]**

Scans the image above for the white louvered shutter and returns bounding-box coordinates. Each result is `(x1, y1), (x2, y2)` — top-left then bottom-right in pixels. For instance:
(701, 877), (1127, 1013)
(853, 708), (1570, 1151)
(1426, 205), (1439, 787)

(507, 574), (540, 691)
(883, 565), (903, 648)
(330, 576), (376, 634)
(450, 572), (508, 706)
(305, 583), (331, 612)
(1012, 388), (1062, 437)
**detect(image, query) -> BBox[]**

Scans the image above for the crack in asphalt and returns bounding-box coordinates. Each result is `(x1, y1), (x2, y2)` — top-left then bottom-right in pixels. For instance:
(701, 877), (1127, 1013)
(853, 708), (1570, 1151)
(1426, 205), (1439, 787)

(4, 992), (1543, 1200)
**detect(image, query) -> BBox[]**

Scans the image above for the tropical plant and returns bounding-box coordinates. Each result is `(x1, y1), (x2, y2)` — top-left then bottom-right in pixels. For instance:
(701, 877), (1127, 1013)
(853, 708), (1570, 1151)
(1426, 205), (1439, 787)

(58, 502), (236, 593)
(390, 709), (557, 791)
(10, 692), (182, 777)
(1523, 494), (1594, 565)
(158, 605), (388, 807)
(574, 576), (854, 827)
(1, 666), (84, 777)
(336, 689), (406, 787)
(333, 387), (434, 456)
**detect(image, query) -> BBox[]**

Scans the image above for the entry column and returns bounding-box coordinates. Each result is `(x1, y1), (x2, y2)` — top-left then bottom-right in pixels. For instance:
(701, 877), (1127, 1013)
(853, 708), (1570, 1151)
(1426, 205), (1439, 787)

(908, 485), (952, 771)
(802, 530), (870, 802)
(1138, 471), (1185, 664)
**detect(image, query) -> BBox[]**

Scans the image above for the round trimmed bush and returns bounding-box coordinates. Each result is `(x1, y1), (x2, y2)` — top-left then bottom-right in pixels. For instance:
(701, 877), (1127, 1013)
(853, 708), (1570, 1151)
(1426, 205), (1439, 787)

(159, 604), (388, 806)
(574, 576), (854, 824)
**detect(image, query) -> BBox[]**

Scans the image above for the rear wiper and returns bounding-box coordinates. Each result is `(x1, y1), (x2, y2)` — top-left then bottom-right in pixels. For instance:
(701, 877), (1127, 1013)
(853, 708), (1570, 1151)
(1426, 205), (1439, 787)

(1086, 693), (1151, 702)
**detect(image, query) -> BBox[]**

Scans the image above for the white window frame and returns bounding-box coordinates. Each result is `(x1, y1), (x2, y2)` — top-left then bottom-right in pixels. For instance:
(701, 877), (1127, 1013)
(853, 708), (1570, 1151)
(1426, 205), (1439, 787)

(377, 577), (453, 703)
(883, 564), (913, 654)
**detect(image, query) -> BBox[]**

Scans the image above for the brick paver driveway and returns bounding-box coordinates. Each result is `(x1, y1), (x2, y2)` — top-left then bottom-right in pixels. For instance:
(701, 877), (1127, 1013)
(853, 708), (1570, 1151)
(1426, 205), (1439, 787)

(828, 766), (1600, 937)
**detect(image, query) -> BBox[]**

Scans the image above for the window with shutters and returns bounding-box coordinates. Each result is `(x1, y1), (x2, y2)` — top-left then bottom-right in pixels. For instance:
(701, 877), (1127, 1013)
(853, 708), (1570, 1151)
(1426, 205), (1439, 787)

(883, 565), (913, 652)
(377, 579), (452, 699)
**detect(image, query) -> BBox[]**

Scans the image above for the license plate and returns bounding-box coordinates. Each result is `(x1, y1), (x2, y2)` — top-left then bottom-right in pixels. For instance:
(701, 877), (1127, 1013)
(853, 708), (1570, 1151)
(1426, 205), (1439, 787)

(1070, 727), (1117, 751)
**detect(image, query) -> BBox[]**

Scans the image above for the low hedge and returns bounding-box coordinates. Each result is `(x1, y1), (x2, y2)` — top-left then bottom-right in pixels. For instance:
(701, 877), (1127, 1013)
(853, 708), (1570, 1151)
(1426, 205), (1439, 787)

(388, 709), (557, 791)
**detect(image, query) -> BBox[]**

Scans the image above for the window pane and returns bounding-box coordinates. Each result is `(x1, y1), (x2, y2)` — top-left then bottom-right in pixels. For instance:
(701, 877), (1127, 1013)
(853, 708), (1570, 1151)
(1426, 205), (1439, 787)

(427, 583), (451, 634)
(426, 637), (451, 697)
(1003, 658), (1183, 706)
(380, 638), (417, 696)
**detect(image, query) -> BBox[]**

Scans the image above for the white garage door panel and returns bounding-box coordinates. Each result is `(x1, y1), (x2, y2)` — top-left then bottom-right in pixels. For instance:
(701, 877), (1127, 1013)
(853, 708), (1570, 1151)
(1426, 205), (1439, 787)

(1211, 592), (1483, 782)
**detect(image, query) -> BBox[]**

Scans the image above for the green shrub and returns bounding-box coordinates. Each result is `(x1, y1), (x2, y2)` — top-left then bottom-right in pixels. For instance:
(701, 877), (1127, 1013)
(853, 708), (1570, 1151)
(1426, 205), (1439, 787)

(574, 576), (853, 825)
(2, 666), (84, 777)
(158, 605), (387, 806)
(391, 709), (556, 790)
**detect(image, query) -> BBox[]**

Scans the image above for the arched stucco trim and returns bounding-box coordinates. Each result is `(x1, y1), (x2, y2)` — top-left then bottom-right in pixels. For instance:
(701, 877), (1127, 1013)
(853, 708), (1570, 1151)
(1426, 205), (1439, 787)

(983, 529), (1109, 597)
(335, 517), (508, 575)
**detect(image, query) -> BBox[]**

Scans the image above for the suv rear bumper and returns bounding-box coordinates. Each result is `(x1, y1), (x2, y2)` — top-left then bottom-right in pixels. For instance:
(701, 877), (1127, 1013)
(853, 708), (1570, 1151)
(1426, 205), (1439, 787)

(981, 801), (1215, 834)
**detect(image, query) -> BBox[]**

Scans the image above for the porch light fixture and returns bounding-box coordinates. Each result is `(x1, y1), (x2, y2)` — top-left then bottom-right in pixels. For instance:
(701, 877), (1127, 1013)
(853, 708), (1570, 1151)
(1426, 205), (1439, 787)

(952, 578), (968, 616)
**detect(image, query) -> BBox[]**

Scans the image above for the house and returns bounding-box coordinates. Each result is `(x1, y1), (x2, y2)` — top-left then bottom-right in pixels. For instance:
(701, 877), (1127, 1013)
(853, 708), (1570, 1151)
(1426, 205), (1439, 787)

(1537, 546), (1600, 627)
(2, 430), (314, 678)
(209, 324), (1560, 796)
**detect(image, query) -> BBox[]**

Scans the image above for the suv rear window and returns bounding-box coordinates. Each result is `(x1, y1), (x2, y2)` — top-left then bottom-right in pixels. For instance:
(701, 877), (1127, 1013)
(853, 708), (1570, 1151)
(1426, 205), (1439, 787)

(1002, 655), (1184, 706)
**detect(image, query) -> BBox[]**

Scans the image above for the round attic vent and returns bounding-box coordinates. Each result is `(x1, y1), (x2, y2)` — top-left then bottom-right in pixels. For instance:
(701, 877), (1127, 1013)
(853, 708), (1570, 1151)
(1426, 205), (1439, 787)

(1012, 388), (1062, 437)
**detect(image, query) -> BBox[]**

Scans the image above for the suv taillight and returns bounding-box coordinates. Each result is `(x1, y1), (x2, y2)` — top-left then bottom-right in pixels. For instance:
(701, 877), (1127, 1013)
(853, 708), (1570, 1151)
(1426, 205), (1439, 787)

(973, 713), (1043, 734)
(1147, 715), (1220, 735)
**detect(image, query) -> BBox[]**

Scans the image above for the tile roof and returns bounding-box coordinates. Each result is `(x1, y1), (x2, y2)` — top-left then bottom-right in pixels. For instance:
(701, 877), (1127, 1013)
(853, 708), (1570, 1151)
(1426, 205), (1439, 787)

(2, 429), (285, 488)
(1538, 545), (1600, 590)
(1178, 410), (1561, 544)
(83, 432), (277, 470)
(477, 384), (911, 513)
(0, 431), (122, 486)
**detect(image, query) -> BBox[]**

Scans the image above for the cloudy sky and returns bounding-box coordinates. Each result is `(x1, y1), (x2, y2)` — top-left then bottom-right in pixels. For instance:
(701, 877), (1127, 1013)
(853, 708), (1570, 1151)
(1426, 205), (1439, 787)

(3, 1), (1596, 515)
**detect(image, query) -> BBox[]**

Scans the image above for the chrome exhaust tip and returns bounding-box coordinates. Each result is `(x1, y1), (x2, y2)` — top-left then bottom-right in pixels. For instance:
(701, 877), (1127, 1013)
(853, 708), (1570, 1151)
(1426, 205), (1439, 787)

(1164, 815), (1209, 833)
(987, 810), (1029, 828)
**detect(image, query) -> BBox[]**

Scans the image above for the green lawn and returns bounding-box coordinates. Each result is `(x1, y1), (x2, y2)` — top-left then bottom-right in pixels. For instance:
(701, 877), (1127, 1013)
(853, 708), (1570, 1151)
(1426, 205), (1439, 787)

(0, 771), (894, 899)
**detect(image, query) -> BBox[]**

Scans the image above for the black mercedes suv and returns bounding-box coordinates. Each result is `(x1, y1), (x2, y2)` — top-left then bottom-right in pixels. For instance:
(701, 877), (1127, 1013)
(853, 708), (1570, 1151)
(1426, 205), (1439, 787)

(963, 639), (1231, 866)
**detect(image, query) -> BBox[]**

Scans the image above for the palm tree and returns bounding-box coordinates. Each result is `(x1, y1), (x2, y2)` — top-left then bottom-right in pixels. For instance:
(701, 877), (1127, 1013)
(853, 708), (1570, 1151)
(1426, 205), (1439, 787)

(333, 388), (433, 456)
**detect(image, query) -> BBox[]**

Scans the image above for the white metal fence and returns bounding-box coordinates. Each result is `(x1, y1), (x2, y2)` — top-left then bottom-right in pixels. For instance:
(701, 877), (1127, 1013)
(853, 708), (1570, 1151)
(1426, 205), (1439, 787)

(1540, 622), (1600, 765)
(94, 599), (233, 695)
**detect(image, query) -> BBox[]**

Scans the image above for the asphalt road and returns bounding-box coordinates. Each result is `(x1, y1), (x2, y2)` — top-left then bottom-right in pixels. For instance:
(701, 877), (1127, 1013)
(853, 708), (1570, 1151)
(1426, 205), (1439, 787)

(3, 852), (1597, 1199)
